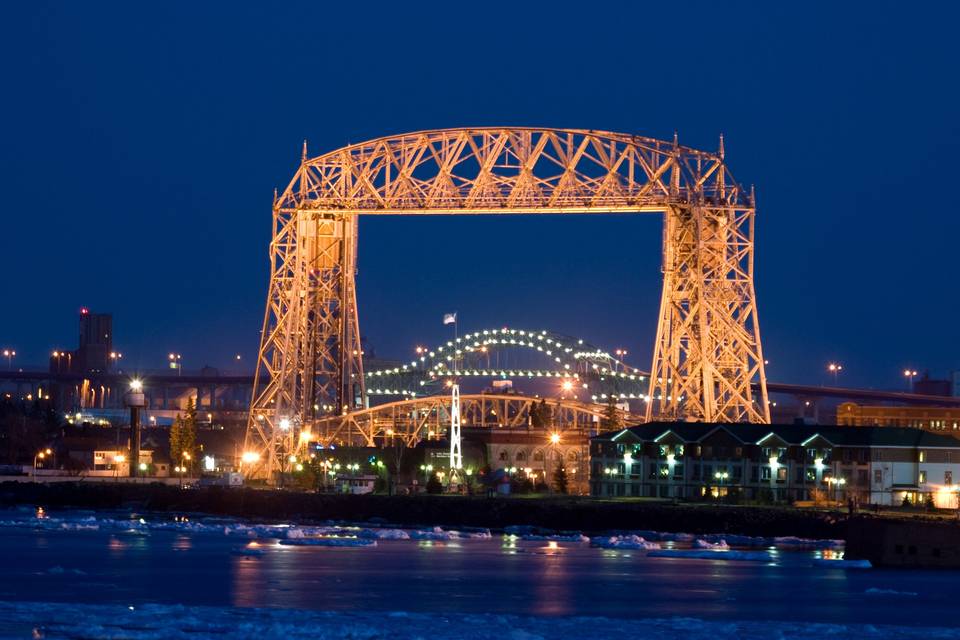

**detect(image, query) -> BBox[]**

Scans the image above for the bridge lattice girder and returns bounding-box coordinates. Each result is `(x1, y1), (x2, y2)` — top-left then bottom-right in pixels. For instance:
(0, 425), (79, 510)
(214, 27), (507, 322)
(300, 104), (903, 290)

(309, 393), (641, 449)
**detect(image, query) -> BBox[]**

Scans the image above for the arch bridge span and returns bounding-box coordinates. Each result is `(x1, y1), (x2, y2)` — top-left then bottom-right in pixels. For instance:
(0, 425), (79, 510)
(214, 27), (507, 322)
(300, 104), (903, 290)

(365, 326), (646, 399)
(244, 127), (769, 480)
(291, 393), (642, 449)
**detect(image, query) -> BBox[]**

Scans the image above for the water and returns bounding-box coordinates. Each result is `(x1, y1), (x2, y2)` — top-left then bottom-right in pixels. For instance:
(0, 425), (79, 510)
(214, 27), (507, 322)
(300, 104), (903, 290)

(1, 511), (956, 628)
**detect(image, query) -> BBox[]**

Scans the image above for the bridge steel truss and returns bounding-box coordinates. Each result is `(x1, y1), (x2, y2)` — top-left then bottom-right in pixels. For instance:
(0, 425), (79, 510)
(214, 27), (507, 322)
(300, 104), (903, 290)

(245, 127), (770, 480)
(308, 393), (638, 449)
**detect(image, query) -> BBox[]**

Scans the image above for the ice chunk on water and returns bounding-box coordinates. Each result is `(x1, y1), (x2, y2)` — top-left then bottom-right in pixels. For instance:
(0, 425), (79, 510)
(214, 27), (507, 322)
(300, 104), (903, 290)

(693, 538), (729, 550)
(811, 558), (872, 569)
(647, 549), (775, 562)
(279, 537), (377, 547)
(591, 535), (661, 550)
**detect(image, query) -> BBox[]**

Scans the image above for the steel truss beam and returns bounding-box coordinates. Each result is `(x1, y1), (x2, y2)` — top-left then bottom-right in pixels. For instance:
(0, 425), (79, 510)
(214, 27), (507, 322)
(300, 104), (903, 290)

(244, 128), (769, 480)
(307, 393), (640, 449)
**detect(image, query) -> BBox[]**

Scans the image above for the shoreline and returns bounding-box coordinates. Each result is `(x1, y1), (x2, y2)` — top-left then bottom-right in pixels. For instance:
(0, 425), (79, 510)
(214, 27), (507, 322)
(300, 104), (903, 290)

(0, 481), (847, 539)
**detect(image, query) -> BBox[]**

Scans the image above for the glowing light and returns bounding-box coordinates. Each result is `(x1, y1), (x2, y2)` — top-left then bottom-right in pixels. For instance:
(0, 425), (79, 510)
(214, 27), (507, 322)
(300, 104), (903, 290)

(129, 379), (143, 392)
(549, 432), (561, 445)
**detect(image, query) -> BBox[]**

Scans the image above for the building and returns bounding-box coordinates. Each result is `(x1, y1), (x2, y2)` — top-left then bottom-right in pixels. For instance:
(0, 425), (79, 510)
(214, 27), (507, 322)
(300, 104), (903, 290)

(76, 308), (113, 374)
(464, 427), (589, 493)
(589, 422), (960, 507)
(837, 402), (960, 431)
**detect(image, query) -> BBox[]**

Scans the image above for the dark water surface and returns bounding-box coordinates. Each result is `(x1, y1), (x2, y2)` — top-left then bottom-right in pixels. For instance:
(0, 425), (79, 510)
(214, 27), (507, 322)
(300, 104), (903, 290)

(0, 522), (955, 626)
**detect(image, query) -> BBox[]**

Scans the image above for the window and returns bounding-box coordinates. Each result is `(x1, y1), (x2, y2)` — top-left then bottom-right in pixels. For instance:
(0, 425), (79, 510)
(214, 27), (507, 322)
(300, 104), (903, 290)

(806, 468), (816, 482)
(735, 447), (743, 457)
(703, 464), (712, 479)
(675, 445), (684, 457)
(919, 450), (926, 463)
(515, 451), (525, 461)
(776, 468), (787, 483)
(658, 445), (668, 458)
(806, 448), (817, 460)
(761, 467), (771, 481)
(674, 464), (684, 479)
(631, 463), (642, 475)
(947, 471), (954, 485)
(498, 451), (507, 461)
(919, 470), (927, 484)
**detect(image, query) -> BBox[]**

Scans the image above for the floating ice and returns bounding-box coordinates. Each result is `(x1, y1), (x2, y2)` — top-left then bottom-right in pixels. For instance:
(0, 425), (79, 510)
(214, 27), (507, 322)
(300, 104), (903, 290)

(592, 535), (662, 550)
(2, 601), (953, 639)
(520, 533), (590, 543)
(865, 587), (917, 596)
(356, 528), (411, 540)
(279, 537), (377, 547)
(647, 549), (775, 562)
(693, 538), (729, 550)
(811, 558), (872, 569)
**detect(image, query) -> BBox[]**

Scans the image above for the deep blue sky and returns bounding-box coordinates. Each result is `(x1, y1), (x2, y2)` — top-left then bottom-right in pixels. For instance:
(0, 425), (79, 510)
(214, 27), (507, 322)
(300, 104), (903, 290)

(1, 2), (958, 389)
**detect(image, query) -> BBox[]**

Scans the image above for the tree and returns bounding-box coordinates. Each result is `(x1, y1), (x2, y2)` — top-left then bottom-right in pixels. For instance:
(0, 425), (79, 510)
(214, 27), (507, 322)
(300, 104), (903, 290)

(530, 399), (551, 430)
(553, 465), (569, 494)
(170, 397), (197, 474)
(600, 396), (624, 431)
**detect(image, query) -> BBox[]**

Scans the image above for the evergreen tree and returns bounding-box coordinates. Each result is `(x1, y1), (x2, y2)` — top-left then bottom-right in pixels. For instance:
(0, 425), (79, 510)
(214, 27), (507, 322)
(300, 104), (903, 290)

(170, 397), (198, 475)
(553, 465), (569, 494)
(600, 396), (624, 431)
(531, 399), (550, 430)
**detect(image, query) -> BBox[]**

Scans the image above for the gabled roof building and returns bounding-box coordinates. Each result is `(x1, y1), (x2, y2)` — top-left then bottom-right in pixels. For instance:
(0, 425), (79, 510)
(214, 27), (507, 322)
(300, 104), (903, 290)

(590, 422), (960, 507)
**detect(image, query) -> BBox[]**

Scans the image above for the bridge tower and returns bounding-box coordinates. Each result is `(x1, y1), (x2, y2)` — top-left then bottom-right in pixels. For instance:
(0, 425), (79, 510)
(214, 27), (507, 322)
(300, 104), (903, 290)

(647, 141), (769, 423)
(245, 145), (366, 481)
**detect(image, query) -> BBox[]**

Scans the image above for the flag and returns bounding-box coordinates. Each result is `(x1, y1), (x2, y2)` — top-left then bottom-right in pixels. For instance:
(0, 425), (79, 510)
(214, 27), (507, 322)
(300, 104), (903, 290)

(443, 312), (457, 325)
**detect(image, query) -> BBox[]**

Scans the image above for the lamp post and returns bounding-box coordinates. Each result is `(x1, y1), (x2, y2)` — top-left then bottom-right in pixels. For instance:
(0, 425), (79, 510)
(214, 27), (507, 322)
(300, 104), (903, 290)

(2, 349), (15, 370)
(827, 362), (843, 385)
(714, 470), (729, 499)
(168, 353), (182, 376)
(614, 349), (628, 371)
(903, 369), (918, 392)
(125, 379), (146, 478)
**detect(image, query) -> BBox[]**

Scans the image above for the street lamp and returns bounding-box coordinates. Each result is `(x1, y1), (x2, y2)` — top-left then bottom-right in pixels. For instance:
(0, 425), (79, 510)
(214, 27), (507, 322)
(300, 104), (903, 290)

(614, 349), (628, 371)
(827, 362), (843, 385)
(714, 470), (729, 498)
(168, 353), (182, 376)
(903, 369), (918, 392)
(2, 349), (15, 370)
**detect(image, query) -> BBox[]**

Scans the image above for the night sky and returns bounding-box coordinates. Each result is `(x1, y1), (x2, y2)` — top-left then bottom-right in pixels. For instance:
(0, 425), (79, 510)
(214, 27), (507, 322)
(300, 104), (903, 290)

(2, 2), (958, 390)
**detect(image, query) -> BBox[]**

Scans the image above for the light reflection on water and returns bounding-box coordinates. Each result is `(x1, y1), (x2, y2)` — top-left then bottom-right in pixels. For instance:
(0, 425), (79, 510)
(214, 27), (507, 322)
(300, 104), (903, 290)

(3, 527), (959, 624)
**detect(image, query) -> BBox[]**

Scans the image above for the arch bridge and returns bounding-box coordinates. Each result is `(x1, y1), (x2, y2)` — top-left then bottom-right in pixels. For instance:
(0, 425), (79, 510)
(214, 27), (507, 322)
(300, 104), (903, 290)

(244, 127), (769, 479)
(291, 393), (643, 449)
(365, 326), (649, 402)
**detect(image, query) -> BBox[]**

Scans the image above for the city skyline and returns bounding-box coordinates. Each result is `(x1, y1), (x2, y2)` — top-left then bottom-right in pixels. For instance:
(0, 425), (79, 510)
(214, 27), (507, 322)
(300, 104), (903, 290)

(2, 4), (958, 391)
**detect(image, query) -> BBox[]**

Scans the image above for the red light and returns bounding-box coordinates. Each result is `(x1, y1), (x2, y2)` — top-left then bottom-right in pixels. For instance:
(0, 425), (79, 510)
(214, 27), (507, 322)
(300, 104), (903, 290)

(80, 308), (89, 315)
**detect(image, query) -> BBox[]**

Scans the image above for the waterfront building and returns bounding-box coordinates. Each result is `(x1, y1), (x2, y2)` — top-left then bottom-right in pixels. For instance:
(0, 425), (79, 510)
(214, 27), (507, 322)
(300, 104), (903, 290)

(837, 403), (960, 431)
(589, 422), (960, 507)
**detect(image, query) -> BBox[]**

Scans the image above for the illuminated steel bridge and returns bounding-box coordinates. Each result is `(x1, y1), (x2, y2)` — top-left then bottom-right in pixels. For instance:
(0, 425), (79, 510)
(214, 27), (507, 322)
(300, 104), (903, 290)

(243, 127), (769, 480)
